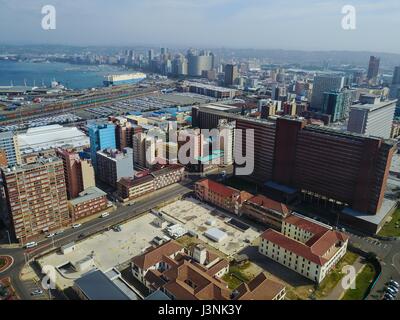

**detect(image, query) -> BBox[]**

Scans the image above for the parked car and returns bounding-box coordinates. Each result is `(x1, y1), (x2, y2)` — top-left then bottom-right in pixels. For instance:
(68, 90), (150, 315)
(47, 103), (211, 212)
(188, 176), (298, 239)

(384, 293), (395, 300)
(386, 287), (397, 296)
(100, 212), (110, 218)
(31, 289), (43, 296)
(387, 285), (399, 293)
(72, 223), (82, 229)
(25, 242), (38, 249)
(389, 280), (399, 288)
(112, 225), (122, 232)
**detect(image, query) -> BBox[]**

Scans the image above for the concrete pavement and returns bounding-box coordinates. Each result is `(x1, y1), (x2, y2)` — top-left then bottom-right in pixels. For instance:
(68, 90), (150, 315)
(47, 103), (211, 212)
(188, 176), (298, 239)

(0, 181), (192, 300)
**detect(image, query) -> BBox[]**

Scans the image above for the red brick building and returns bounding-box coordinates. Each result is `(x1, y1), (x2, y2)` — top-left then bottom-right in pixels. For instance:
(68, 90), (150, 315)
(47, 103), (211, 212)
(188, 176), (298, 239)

(195, 179), (253, 215)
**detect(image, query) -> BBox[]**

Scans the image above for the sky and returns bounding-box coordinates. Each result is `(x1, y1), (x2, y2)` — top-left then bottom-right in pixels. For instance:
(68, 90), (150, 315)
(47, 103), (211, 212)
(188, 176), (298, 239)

(0, 0), (400, 53)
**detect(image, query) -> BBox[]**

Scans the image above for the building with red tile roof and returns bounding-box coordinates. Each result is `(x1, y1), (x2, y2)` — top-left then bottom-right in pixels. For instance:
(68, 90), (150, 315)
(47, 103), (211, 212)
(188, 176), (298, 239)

(259, 213), (349, 283)
(241, 194), (291, 230)
(195, 179), (253, 215)
(131, 241), (285, 300)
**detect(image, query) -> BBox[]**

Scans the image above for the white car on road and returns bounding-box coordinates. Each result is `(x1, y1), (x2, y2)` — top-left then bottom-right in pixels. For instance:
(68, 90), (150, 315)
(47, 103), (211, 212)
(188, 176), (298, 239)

(25, 242), (38, 249)
(72, 223), (82, 229)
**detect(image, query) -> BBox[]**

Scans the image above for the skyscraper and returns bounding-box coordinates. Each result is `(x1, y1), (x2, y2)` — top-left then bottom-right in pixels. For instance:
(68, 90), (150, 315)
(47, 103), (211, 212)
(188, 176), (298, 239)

(310, 75), (345, 111)
(392, 66), (400, 85)
(322, 90), (354, 122)
(88, 123), (116, 170)
(367, 56), (380, 82)
(187, 50), (214, 77)
(1, 157), (70, 242)
(224, 64), (239, 86)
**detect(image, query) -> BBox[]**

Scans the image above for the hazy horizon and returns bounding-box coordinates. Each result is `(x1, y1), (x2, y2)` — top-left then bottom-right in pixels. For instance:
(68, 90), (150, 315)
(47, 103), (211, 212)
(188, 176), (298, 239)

(1, 0), (400, 53)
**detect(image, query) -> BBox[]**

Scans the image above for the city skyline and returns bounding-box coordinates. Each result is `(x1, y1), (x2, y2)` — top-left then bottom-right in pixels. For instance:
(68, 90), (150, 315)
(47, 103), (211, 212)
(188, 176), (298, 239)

(1, 0), (400, 54)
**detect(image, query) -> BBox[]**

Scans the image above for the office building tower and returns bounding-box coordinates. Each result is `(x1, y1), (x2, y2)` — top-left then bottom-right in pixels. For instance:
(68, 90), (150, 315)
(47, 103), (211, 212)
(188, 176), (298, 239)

(274, 117), (396, 215)
(133, 132), (147, 168)
(187, 50), (214, 77)
(321, 90), (354, 122)
(1, 157), (70, 242)
(367, 56), (380, 82)
(0, 131), (20, 166)
(347, 100), (397, 139)
(148, 49), (154, 63)
(225, 64), (239, 86)
(96, 148), (134, 188)
(194, 104), (396, 222)
(311, 75), (345, 111)
(392, 66), (400, 85)
(115, 120), (134, 150)
(56, 148), (96, 199)
(390, 66), (400, 107)
(88, 124), (116, 169)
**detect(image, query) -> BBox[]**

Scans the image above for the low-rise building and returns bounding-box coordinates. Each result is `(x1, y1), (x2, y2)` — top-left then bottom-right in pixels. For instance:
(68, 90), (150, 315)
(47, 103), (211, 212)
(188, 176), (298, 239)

(131, 241), (285, 300)
(241, 195), (291, 230)
(195, 179), (253, 215)
(68, 187), (109, 222)
(259, 213), (349, 283)
(151, 164), (185, 190)
(117, 175), (155, 203)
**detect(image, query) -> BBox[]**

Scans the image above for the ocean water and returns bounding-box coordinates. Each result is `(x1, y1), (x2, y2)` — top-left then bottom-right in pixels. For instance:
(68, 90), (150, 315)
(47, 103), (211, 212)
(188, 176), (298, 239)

(0, 60), (124, 90)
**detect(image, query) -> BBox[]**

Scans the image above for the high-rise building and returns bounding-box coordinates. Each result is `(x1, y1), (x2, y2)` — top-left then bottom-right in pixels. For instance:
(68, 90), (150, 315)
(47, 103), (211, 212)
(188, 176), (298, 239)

(115, 119), (134, 150)
(224, 64), (239, 86)
(347, 100), (397, 139)
(187, 50), (214, 77)
(0, 131), (20, 166)
(56, 148), (96, 199)
(321, 89), (355, 122)
(132, 132), (147, 168)
(311, 75), (345, 111)
(96, 148), (134, 187)
(148, 49), (154, 63)
(194, 104), (396, 220)
(88, 123), (116, 169)
(392, 66), (400, 85)
(367, 56), (380, 82)
(390, 66), (400, 108)
(218, 119), (235, 165)
(1, 157), (70, 242)
(272, 117), (396, 217)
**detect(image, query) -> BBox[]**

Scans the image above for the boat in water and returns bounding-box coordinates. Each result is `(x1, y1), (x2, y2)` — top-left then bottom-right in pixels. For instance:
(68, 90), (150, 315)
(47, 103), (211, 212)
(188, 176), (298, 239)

(103, 72), (146, 86)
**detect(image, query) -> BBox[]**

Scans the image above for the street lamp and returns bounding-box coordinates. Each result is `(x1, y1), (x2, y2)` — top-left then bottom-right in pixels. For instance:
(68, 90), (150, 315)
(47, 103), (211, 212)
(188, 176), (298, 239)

(5, 230), (11, 245)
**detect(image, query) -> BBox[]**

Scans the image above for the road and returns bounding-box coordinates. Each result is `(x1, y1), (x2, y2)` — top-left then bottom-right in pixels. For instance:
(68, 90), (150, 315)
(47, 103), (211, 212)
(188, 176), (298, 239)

(0, 181), (192, 300)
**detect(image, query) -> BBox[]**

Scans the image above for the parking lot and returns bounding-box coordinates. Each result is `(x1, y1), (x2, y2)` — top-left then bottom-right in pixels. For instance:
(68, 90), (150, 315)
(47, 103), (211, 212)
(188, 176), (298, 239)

(159, 198), (261, 256)
(37, 213), (166, 290)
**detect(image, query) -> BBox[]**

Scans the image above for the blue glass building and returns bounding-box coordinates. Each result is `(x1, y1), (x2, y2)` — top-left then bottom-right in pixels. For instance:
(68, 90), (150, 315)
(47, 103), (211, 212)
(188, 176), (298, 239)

(88, 124), (116, 169)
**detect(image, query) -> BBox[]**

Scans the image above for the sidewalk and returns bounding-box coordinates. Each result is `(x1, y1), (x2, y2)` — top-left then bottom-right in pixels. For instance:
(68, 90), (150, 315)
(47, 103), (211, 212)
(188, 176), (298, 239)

(323, 257), (365, 300)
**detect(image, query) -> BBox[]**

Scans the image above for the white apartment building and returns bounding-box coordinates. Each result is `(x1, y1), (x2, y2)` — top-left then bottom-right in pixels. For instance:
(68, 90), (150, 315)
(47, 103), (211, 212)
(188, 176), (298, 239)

(347, 99), (397, 139)
(259, 213), (349, 283)
(218, 119), (235, 166)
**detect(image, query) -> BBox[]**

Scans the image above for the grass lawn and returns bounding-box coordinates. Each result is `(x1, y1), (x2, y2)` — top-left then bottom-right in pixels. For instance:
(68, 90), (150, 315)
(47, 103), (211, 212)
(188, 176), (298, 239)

(342, 263), (376, 300)
(314, 251), (359, 299)
(378, 208), (400, 237)
(222, 262), (253, 290)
